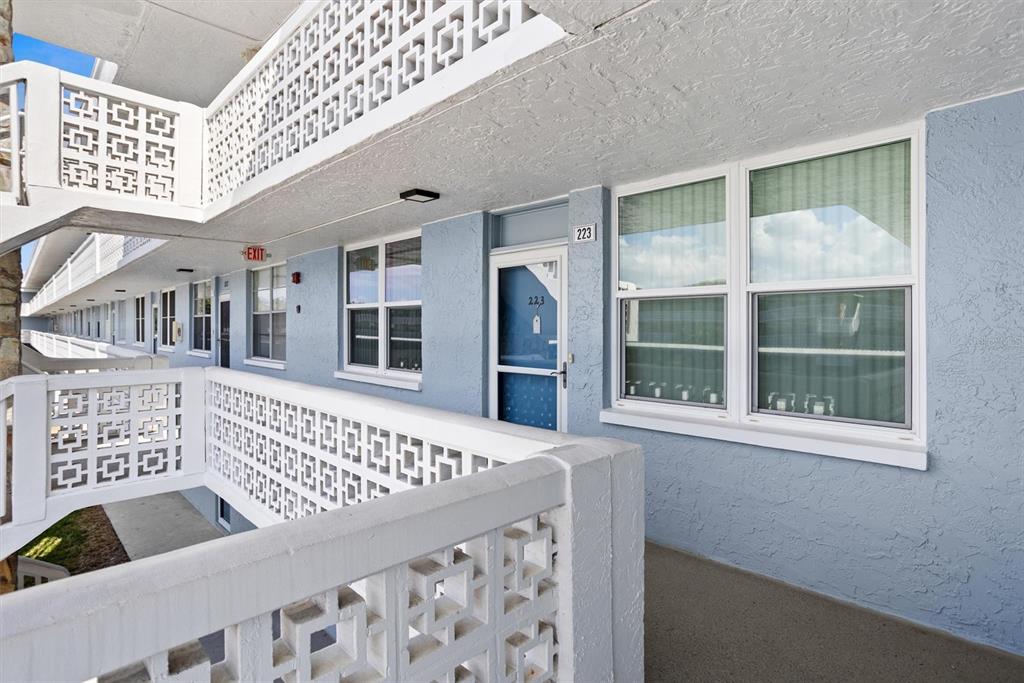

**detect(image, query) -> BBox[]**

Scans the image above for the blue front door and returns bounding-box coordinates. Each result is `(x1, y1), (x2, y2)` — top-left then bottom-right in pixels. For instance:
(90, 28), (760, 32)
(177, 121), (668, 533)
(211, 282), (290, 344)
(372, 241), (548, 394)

(491, 249), (566, 431)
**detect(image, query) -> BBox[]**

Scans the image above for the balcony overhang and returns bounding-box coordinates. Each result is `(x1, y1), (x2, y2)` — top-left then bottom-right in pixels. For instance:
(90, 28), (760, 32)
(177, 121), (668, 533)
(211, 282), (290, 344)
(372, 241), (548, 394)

(12, 0), (1024, 311)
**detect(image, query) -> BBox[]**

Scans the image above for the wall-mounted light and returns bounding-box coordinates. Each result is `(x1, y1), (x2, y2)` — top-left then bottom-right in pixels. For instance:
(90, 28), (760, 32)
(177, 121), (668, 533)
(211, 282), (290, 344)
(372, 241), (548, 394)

(291, 272), (301, 284)
(400, 188), (440, 203)
(176, 268), (195, 273)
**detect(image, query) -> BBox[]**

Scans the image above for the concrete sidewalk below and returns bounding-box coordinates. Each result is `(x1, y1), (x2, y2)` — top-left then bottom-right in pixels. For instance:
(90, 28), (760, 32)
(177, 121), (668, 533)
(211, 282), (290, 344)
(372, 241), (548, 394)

(646, 542), (1024, 682)
(103, 492), (225, 560)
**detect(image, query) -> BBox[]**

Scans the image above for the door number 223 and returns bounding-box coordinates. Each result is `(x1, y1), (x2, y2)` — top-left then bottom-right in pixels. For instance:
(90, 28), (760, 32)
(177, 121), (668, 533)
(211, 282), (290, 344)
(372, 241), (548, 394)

(572, 223), (596, 243)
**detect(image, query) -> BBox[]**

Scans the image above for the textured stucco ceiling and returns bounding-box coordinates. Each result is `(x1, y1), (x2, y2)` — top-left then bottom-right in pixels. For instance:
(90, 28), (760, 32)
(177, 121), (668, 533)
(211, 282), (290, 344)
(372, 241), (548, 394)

(28, 0), (1024, 313)
(12, 0), (301, 105)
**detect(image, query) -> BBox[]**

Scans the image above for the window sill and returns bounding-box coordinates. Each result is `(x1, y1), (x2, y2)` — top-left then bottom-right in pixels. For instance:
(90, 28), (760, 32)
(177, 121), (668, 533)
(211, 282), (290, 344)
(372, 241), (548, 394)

(244, 357), (286, 371)
(187, 349), (212, 359)
(334, 369), (421, 392)
(599, 406), (927, 470)
(158, 345), (175, 354)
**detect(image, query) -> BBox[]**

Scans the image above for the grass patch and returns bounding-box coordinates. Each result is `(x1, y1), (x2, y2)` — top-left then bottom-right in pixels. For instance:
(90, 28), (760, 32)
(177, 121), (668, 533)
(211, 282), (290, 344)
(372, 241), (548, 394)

(18, 506), (129, 575)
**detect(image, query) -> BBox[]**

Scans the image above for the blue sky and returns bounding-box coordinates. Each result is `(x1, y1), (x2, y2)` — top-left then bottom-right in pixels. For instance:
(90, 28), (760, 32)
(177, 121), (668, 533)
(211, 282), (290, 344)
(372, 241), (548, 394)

(14, 34), (97, 273)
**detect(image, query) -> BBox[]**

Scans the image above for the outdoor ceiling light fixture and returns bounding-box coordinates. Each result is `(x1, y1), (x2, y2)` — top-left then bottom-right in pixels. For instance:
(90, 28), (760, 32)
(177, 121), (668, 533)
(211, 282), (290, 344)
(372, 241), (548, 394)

(176, 268), (195, 273)
(86, 298), (95, 302)
(400, 188), (440, 203)
(115, 289), (126, 293)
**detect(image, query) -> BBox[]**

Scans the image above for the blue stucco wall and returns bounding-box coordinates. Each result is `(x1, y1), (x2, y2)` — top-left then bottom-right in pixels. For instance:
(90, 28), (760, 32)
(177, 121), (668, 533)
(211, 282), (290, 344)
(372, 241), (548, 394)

(563, 91), (1024, 654)
(68, 91), (1020, 654)
(180, 487), (256, 534)
(19, 315), (51, 332)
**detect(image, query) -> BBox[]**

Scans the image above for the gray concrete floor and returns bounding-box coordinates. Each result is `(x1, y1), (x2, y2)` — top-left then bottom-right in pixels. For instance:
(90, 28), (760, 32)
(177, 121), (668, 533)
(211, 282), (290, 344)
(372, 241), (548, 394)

(103, 492), (225, 560)
(646, 541), (1024, 682)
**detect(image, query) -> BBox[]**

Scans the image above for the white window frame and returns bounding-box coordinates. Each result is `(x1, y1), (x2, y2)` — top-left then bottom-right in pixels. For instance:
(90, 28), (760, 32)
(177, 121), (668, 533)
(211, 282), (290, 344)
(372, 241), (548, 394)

(159, 287), (175, 350)
(216, 496), (232, 531)
(246, 263), (287, 367)
(134, 295), (146, 345)
(190, 280), (213, 354)
(337, 230), (422, 391)
(602, 123), (927, 470)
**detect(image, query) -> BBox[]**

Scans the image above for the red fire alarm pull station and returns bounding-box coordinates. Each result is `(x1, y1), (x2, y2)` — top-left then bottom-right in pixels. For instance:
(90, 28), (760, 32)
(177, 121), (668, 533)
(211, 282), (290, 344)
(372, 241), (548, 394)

(242, 245), (267, 262)
(291, 272), (301, 284)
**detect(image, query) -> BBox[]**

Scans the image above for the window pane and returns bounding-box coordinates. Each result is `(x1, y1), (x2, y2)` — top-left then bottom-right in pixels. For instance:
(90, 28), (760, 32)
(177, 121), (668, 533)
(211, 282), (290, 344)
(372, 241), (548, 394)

(385, 237), (422, 302)
(272, 265), (288, 289)
(755, 288), (907, 426)
(271, 312), (287, 361)
(388, 306), (422, 371)
(272, 286), (286, 311)
(622, 296), (725, 405)
(203, 318), (211, 350)
(497, 262), (559, 370)
(253, 313), (271, 358)
(618, 177), (726, 290)
(256, 268), (271, 291)
(347, 246), (378, 304)
(349, 308), (379, 366)
(750, 140), (911, 282)
(193, 318), (203, 350)
(255, 288), (271, 312)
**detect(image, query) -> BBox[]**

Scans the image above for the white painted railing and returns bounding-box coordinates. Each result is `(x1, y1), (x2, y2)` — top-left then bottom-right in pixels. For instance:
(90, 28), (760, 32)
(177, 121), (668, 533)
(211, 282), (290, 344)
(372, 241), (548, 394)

(15, 556), (70, 589)
(22, 233), (165, 316)
(21, 330), (159, 362)
(0, 366), (643, 681)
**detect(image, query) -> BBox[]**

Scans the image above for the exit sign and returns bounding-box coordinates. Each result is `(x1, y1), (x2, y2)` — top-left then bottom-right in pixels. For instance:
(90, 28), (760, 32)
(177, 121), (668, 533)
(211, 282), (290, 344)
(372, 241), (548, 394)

(242, 245), (267, 262)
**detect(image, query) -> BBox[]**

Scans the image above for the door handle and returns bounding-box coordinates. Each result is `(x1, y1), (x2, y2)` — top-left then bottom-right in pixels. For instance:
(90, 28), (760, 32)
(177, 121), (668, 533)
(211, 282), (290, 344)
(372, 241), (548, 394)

(549, 361), (567, 389)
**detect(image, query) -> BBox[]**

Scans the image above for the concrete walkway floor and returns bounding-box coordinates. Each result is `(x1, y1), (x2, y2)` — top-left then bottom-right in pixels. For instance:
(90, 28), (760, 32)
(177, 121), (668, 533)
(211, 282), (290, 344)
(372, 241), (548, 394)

(646, 542), (1024, 682)
(103, 492), (225, 560)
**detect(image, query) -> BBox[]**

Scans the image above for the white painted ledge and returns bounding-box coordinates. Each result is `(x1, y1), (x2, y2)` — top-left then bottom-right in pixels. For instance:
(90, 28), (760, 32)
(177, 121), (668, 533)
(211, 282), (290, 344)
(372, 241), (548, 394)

(334, 369), (421, 392)
(243, 358), (286, 371)
(599, 408), (927, 470)
(187, 349), (212, 359)
(158, 346), (175, 355)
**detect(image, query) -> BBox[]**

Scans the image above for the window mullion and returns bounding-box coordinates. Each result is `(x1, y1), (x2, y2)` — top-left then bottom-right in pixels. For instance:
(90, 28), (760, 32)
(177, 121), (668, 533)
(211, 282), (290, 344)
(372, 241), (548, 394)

(378, 243), (386, 372)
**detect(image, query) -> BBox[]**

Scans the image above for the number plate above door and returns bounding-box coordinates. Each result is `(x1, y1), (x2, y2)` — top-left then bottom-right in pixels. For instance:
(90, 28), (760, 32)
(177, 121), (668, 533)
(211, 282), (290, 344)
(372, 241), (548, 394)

(571, 223), (596, 243)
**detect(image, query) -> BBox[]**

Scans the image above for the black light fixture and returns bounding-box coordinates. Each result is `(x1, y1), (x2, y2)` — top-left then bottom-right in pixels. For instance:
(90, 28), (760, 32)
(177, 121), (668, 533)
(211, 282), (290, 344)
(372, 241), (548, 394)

(176, 267), (195, 273)
(400, 188), (440, 203)
(115, 289), (126, 293)
(70, 304), (77, 308)
(86, 298), (95, 302)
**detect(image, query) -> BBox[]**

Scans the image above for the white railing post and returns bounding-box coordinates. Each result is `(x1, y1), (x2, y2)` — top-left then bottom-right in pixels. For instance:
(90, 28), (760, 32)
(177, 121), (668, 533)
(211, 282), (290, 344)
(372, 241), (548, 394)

(20, 62), (61, 190)
(176, 103), (205, 209)
(179, 367), (207, 477)
(544, 439), (645, 682)
(10, 375), (49, 525)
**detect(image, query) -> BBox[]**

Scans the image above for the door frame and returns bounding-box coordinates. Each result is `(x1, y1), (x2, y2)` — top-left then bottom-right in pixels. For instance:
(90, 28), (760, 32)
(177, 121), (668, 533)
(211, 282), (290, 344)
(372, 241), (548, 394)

(218, 293), (231, 369)
(488, 244), (569, 432)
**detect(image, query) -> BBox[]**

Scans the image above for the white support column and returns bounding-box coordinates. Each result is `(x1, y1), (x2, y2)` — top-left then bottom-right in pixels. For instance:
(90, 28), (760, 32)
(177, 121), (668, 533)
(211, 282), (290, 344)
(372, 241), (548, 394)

(543, 439), (645, 683)
(179, 367), (206, 477)
(10, 374), (48, 525)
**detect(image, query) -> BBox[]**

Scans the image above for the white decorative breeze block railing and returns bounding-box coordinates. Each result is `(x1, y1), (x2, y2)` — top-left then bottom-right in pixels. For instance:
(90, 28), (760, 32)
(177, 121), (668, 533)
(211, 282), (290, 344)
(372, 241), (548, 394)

(15, 556), (70, 590)
(204, 0), (549, 203)
(0, 367), (644, 682)
(61, 83), (179, 202)
(206, 369), (538, 521)
(22, 232), (164, 315)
